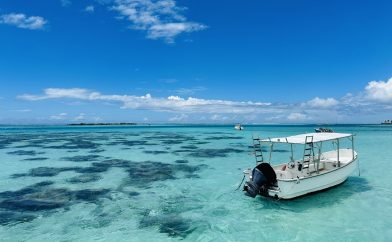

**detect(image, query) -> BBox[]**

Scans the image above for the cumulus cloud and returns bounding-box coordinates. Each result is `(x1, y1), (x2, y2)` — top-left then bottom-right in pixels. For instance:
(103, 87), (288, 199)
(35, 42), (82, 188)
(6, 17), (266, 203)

(85, 5), (95, 13)
(147, 22), (205, 42)
(13, 109), (31, 112)
(50, 112), (67, 120)
(169, 113), (188, 122)
(0, 13), (47, 30)
(74, 113), (86, 121)
(17, 88), (273, 114)
(112, 0), (206, 43)
(210, 114), (230, 121)
(174, 86), (206, 95)
(365, 77), (392, 102)
(18, 88), (91, 100)
(306, 97), (339, 108)
(17, 76), (392, 123)
(287, 112), (308, 121)
(61, 0), (71, 7)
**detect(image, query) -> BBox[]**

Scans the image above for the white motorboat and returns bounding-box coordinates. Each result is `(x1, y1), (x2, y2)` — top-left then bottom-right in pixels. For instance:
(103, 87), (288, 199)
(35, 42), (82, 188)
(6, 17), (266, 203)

(314, 127), (333, 133)
(243, 132), (358, 199)
(234, 123), (244, 130)
(381, 120), (392, 125)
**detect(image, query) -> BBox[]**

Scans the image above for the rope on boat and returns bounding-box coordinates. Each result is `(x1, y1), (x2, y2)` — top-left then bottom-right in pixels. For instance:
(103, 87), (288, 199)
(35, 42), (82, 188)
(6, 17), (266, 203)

(235, 175), (246, 191)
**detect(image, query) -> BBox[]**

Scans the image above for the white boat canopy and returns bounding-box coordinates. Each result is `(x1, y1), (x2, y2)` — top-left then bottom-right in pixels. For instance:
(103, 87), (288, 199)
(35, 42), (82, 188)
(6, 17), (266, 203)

(261, 132), (353, 144)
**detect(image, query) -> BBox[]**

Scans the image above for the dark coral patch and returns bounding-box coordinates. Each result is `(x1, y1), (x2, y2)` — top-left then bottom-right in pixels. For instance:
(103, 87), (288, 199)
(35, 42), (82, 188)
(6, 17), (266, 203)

(127, 162), (176, 186)
(174, 159), (188, 164)
(0, 211), (36, 225)
(184, 174), (200, 179)
(191, 141), (210, 145)
(62, 155), (102, 162)
(140, 214), (194, 238)
(128, 191), (140, 197)
(30, 167), (78, 177)
(160, 140), (183, 145)
(187, 148), (245, 158)
(95, 159), (131, 168)
(125, 161), (206, 188)
(0, 188), (72, 211)
(180, 145), (198, 150)
(74, 189), (109, 202)
(75, 166), (109, 174)
(67, 174), (102, 183)
(0, 135), (33, 149)
(143, 132), (197, 146)
(107, 140), (156, 147)
(0, 182), (110, 215)
(159, 216), (194, 238)
(7, 150), (44, 156)
(22, 157), (49, 161)
(89, 149), (105, 153)
(46, 139), (100, 150)
(205, 136), (244, 140)
(143, 150), (169, 155)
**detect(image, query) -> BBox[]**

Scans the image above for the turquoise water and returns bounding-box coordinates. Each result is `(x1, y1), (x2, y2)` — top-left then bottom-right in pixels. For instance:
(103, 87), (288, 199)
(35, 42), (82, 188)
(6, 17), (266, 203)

(0, 124), (391, 241)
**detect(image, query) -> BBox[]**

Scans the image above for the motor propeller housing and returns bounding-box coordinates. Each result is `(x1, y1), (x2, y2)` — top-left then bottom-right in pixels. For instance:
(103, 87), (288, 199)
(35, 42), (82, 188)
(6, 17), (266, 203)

(244, 163), (277, 198)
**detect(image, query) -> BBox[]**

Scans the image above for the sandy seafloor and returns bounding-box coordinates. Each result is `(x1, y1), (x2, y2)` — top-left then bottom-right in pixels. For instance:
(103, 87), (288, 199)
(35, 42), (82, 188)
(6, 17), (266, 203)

(0, 124), (391, 241)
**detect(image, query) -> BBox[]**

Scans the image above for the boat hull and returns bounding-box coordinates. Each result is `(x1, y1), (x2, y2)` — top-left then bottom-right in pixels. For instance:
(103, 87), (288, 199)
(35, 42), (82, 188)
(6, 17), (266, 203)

(268, 159), (358, 199)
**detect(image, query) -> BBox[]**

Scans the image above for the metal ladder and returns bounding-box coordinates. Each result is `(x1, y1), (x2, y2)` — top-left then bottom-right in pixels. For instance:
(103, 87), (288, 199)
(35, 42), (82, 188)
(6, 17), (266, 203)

(302, 136), (314, 172)
(252, 135), (264, 164)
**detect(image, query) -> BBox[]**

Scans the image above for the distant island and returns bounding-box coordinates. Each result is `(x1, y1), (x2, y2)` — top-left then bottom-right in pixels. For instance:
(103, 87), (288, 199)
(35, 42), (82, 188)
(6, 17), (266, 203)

(381, 120), (392, 125)
(68, 122), (138, 126)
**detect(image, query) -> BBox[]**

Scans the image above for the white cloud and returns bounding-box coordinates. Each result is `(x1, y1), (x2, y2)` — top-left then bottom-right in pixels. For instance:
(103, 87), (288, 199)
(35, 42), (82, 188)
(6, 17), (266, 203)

(169, 113), (188, 122)
(365, 77), (392, 102)
(74, 113), (86, 121)
(147, 22), (205, 43)
(18, 88), (273, 114)
(18, 88), (91, 100)
(50, 112), (67, 120)
(61, 0), (71, 7)
(85, 5), (95, 12)
(306, 97), (339, 108)
(17, 76), (392, 123)
(0, 13), (47, 30)
(287, 112), (308, 121)
(94, 117), (102, 122)
(174, 86), (206, 95)
(112, 0), (206, 43)
(11, 109), (32, 112)
(210, 114), (229, 121)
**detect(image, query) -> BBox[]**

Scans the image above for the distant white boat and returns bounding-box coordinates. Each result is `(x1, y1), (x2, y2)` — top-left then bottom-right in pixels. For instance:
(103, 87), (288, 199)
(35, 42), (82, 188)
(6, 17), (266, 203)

(243, 132), (358, 199)
(315, 127), (333, 133)
(234, 123), (244, 130)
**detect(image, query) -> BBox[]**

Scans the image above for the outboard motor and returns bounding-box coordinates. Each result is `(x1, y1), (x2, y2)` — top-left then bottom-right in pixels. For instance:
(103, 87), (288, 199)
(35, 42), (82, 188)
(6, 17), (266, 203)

(243, 163), (277, 198)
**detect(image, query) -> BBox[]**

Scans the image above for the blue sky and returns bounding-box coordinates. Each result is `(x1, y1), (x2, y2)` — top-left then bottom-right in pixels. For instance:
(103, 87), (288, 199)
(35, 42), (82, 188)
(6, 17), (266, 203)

(1, 0), (392, 124)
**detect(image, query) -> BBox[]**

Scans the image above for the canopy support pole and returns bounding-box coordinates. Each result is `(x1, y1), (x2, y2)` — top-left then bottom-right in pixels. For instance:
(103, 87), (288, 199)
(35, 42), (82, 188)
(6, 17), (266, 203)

(351, 136), (355, 160)
(337, 139), (340, 167)
(316, 142), (322, 173)
(269, 143), (274, 164)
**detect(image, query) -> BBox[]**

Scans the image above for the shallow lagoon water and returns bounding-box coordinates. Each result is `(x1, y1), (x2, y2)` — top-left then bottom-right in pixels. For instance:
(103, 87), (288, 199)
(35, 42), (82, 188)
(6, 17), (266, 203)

(0, 124), (391, 241)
